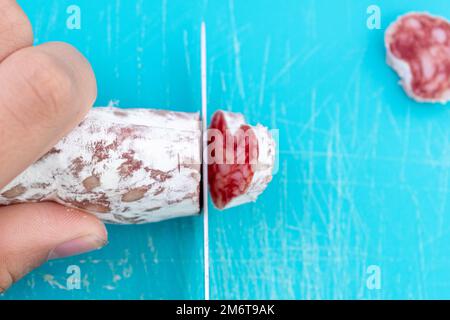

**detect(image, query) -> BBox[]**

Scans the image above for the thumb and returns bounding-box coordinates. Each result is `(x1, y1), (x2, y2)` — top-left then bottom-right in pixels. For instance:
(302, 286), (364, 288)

(0, 202), (108, 293)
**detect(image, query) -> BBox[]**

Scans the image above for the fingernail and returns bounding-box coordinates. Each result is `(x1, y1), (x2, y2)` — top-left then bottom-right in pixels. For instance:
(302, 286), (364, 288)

(48, 235), (107, 260)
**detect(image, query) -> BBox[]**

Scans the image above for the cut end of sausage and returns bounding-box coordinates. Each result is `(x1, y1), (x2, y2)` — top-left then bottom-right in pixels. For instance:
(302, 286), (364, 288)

(385, 12), (450, 104)
(207, 110), (275, 210)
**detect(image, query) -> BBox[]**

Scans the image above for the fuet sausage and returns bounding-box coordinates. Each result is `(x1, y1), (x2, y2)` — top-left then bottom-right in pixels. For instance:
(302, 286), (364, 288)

(386, 12), (450, 103)
(0, 107), (202, 224)
(207, 111), (275, 210)
(0, 107), (276, 224)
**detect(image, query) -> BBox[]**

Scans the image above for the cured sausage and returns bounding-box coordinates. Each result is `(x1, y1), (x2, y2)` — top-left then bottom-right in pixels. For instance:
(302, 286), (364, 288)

(0, 107), (276, 224)
(0, 107), (202, 224)
(207, 111), (275, 210)
(386, 13), (450, 103)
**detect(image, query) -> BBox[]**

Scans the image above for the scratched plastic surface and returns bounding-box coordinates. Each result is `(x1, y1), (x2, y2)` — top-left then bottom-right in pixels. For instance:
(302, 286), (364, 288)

(2, 0), (450, 299)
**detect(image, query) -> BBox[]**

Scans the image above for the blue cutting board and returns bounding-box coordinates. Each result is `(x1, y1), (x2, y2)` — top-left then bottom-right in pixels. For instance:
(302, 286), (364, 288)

(2, 0), (450, 299)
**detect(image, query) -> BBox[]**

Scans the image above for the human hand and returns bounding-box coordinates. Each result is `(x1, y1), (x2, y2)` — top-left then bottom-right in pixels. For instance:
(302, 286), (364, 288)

(0, 0), (107, 293)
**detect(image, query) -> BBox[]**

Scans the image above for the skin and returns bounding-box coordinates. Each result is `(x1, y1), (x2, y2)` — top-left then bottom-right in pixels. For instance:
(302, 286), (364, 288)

(0, 0), (108, 293)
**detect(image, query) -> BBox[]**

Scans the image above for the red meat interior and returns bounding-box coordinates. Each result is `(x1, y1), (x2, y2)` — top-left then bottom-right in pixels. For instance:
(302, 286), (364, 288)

(389, 14), (450, 99)
(208, 111), (259, 209)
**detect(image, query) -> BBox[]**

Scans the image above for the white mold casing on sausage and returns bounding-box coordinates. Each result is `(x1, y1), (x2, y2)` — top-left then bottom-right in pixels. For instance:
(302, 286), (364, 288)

(0, 107), (202, 224)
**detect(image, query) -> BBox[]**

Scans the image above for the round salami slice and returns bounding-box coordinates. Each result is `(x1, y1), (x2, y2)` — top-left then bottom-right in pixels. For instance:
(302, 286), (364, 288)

(386, 12), (450, 103)
(207, 111), (275, 210)
(0, 107), (202, 224)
